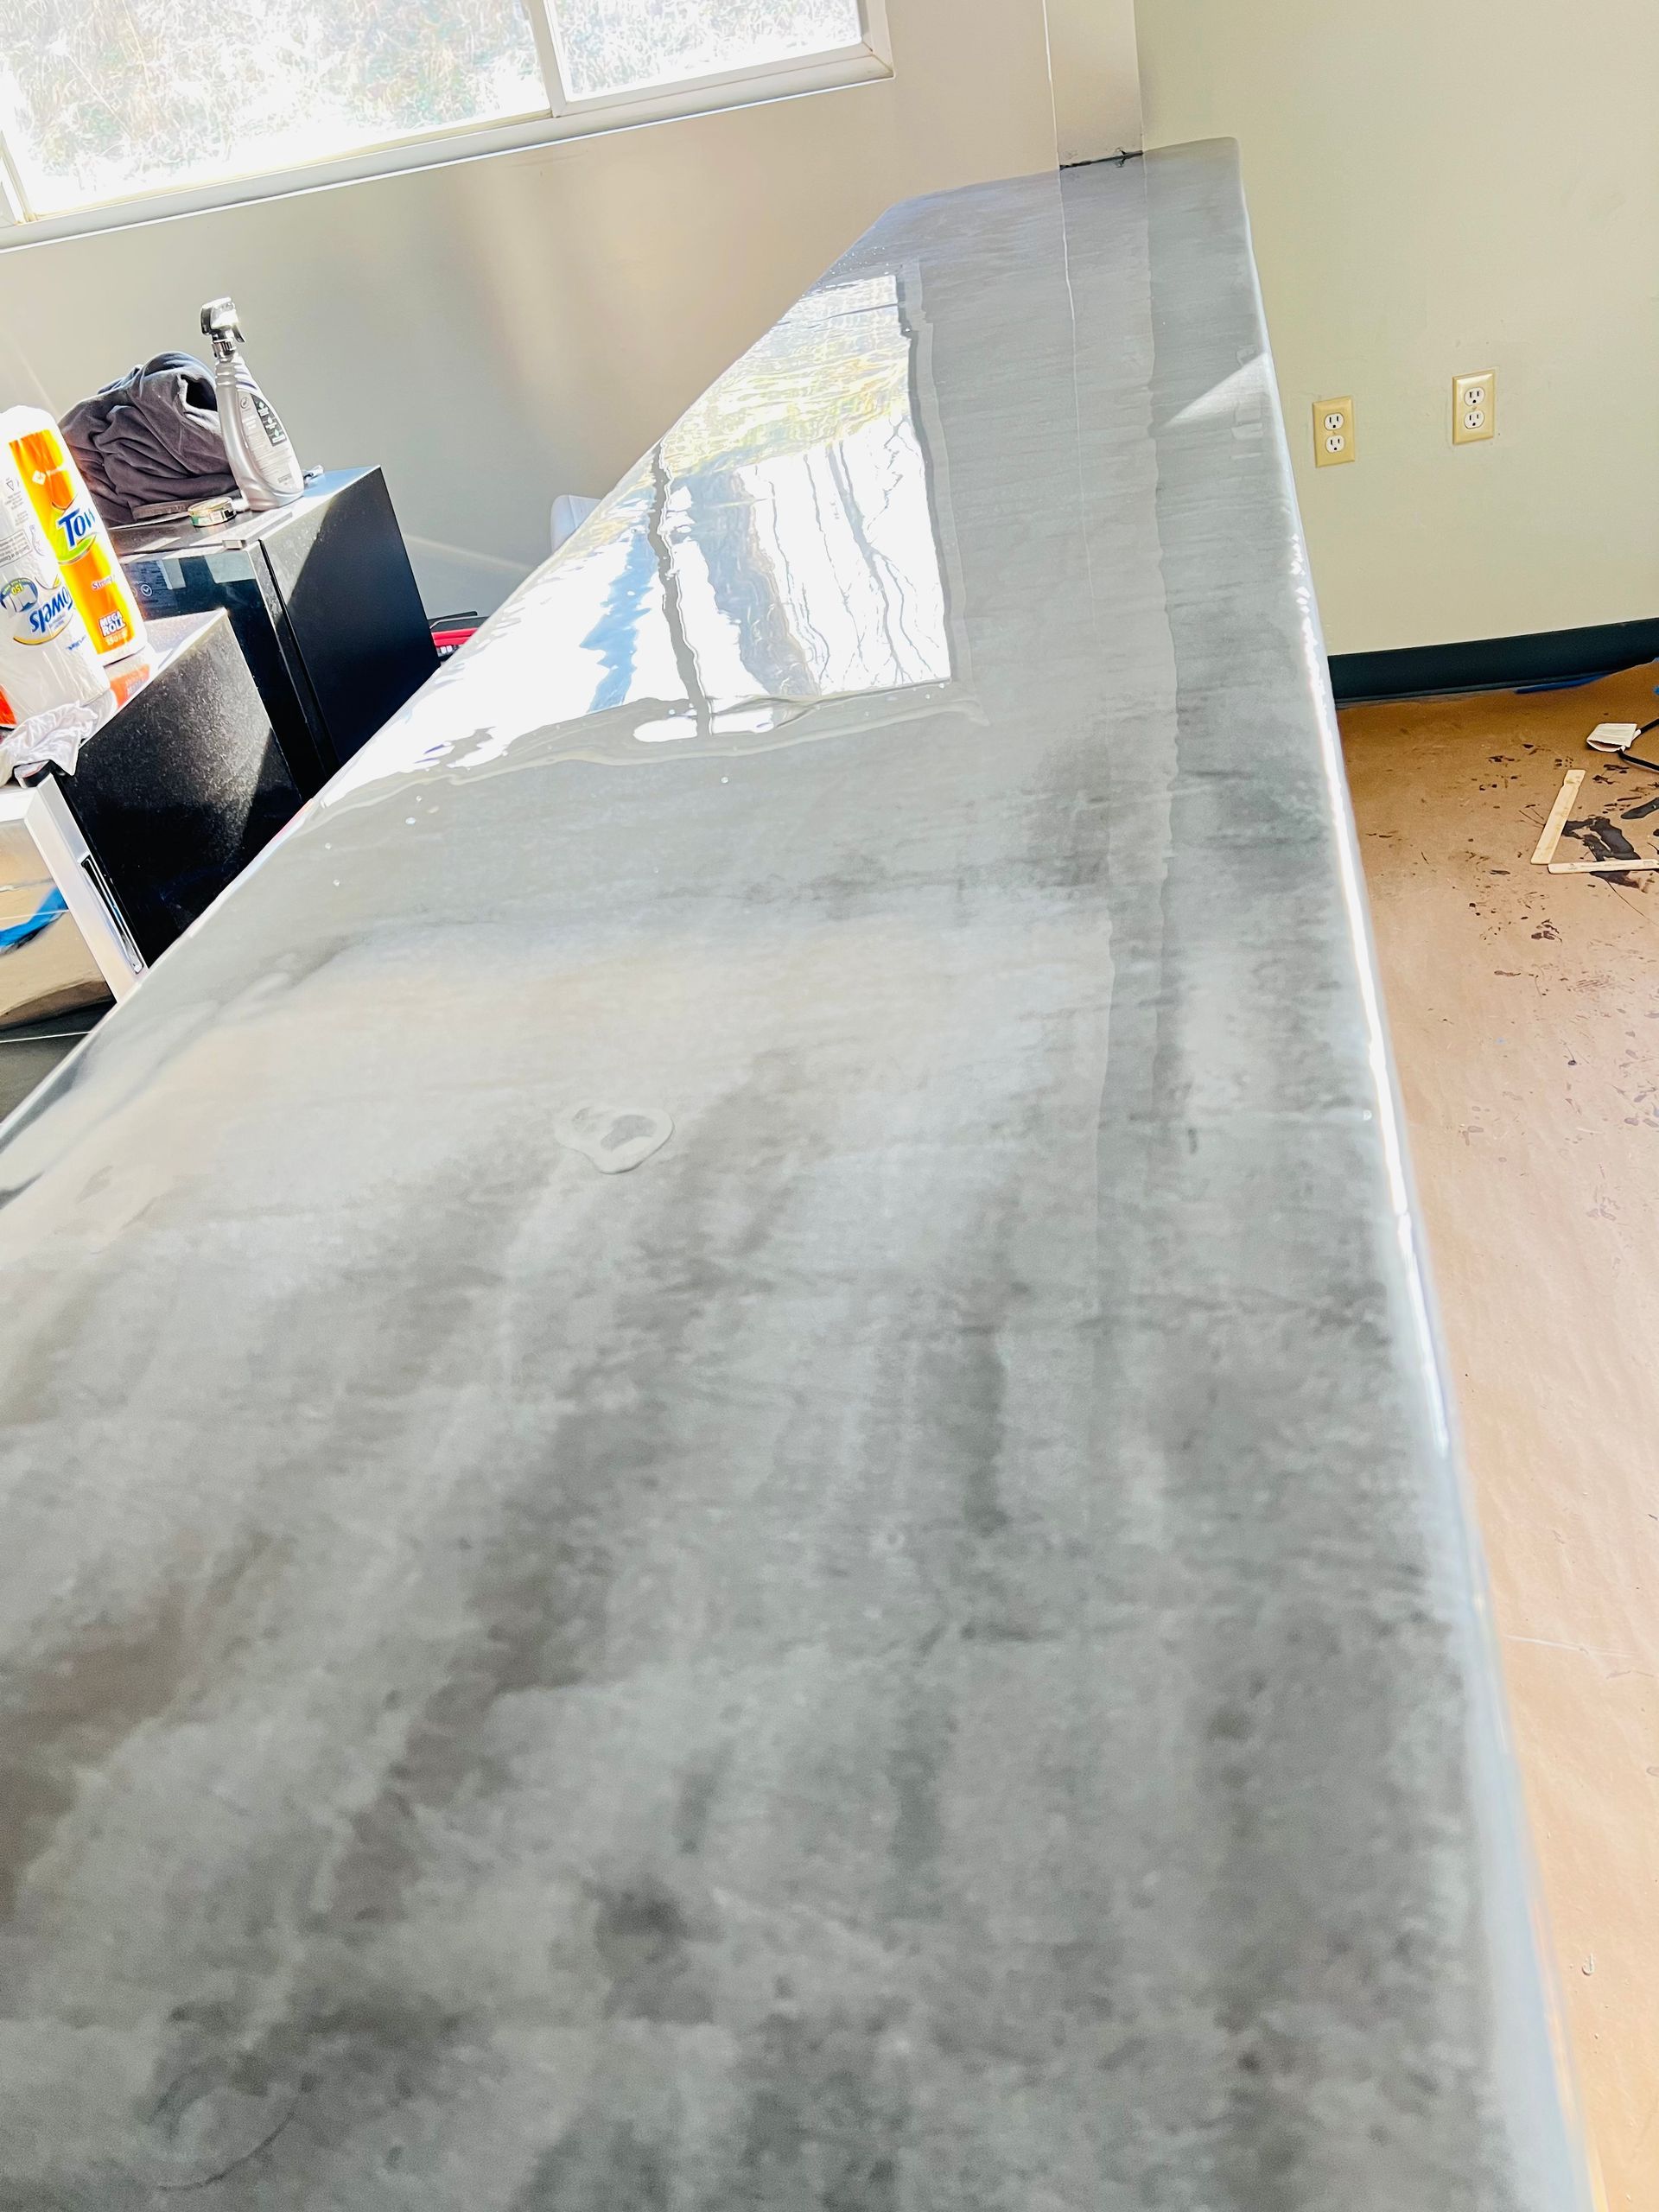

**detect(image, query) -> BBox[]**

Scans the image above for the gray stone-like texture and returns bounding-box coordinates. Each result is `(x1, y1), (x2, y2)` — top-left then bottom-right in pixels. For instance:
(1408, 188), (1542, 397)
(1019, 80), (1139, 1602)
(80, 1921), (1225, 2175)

(0, 145), (1591, 2207)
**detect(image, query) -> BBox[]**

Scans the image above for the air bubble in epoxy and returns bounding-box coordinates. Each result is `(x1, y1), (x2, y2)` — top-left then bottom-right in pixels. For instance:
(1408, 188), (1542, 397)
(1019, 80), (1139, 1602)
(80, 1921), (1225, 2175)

(552, 1104), (673, 1175)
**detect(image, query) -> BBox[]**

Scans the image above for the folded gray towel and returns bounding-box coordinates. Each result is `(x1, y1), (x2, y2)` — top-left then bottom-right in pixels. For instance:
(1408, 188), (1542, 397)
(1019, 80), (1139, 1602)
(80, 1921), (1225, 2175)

(63, 353), (236, 525)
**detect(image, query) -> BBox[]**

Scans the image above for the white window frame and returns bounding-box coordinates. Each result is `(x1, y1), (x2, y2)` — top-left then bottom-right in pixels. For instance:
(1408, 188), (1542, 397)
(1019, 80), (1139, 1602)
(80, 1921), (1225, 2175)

(0, 0), (891, 250)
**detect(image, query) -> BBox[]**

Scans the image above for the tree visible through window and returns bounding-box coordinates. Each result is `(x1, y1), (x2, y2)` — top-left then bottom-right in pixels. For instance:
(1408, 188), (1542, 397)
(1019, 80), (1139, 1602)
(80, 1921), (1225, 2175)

(0, 0), (868, 220)
(558, 0), (865, 97)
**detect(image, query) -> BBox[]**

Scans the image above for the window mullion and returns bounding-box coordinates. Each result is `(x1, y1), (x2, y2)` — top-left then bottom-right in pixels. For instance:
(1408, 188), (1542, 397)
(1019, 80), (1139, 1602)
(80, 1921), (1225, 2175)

(0, 126), (33, 224)
(524, 0), (574, 116)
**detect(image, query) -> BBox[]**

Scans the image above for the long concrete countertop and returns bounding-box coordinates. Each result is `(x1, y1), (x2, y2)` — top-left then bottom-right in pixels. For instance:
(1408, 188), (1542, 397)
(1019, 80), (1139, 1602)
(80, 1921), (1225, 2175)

(0, 143), (1592, 2207)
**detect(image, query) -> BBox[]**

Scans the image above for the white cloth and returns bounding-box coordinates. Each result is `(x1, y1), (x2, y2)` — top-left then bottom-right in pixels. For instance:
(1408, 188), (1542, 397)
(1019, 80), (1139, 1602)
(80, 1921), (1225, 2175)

(0, 700), (99, 782)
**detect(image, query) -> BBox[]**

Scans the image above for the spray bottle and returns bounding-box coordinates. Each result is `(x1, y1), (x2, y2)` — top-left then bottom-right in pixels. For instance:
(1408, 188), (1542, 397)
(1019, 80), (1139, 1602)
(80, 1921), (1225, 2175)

(200, 297), (305, 512)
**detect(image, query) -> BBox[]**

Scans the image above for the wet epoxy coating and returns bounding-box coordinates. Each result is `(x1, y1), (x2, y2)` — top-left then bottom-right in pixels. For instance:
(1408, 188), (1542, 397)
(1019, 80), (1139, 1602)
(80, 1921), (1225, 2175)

(0, 147), (1586, 2206)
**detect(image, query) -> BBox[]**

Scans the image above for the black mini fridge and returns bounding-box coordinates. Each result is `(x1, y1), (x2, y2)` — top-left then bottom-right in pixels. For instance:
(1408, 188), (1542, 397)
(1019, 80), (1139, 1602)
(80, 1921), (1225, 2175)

(112, 467), (440, 798)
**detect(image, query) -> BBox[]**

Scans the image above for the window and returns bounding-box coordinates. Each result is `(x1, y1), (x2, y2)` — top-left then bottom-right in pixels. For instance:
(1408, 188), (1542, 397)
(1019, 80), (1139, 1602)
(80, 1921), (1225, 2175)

(0, 0), (883, 238)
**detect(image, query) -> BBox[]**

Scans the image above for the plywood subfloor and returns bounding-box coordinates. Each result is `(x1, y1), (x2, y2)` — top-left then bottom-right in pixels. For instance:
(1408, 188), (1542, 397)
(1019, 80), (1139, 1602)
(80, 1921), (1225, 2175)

(1344, 665), (1659, 2212)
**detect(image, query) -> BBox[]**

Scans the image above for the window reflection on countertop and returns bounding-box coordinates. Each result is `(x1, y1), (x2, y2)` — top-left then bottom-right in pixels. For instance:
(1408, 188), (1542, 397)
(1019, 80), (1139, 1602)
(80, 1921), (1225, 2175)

(327, 268), (975, 802)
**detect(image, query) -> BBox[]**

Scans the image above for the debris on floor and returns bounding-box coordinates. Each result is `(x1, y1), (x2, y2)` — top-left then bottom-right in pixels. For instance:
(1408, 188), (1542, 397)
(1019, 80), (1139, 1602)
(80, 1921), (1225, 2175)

(1531, 731), (1659, 877)
(1532, 767), (1585, 866)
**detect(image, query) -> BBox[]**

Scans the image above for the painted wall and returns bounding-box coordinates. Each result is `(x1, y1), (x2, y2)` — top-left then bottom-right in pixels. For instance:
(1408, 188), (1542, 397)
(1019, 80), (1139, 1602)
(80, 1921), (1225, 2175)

(0, 0), (1060, 615)
(1137, 0), (1659, 656)
(1046, 0), (1141, 165)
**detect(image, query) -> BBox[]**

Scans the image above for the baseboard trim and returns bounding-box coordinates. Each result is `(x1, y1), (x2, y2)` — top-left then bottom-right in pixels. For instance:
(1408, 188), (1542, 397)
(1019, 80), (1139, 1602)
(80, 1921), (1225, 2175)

(1329, 620), (1659, 707)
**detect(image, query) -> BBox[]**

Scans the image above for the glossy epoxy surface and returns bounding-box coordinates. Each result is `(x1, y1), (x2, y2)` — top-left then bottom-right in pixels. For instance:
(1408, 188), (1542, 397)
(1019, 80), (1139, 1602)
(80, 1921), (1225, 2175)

(0, 147), (1586, 2207)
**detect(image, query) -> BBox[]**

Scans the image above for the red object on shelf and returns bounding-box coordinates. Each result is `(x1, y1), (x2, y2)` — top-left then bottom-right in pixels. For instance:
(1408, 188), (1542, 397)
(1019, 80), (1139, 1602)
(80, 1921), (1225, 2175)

(431, 626), (478, 660)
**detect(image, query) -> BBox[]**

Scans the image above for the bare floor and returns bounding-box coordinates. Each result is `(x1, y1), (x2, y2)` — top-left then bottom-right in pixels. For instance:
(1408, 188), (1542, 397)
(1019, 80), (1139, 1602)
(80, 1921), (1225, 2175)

(1344, 665), (1659, 2211)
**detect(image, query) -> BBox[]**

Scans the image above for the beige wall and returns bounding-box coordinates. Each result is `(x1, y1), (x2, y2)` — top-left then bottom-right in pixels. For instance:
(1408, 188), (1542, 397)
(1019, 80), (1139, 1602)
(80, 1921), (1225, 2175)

(1138, 0), (1659, 656)
(0, 0), (1059, 614)
(1046, 0), (1142, 164)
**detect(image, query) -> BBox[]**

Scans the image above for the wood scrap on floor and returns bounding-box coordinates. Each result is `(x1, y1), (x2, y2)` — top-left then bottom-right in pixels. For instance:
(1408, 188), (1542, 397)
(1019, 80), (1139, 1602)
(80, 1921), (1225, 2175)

(1548, 855), (1659, 874)
(1531, 766), (1585, 865)
(1540, 734), (1659, 879)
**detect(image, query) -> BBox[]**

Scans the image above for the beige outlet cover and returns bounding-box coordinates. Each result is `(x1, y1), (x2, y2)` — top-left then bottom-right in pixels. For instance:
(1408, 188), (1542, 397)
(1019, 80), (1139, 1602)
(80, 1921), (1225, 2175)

(1453, 370), (1496, 444)
(1314, 397), (1355, 467)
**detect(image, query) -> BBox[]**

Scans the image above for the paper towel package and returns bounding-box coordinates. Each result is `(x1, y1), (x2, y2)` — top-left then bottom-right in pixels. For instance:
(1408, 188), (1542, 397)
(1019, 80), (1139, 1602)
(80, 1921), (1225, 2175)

(1, 406), (146, 664)
(0, 444), (111, 729)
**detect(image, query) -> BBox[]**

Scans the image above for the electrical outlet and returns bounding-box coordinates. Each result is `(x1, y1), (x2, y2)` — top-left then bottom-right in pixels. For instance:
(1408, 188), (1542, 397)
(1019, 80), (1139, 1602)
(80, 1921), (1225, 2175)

(1314, 396), (1355, 467)
(1453, 371), (1496, 444)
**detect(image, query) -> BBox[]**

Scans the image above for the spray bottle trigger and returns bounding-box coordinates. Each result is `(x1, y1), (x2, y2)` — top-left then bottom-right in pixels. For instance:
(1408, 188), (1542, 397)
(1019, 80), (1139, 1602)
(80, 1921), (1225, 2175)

(200, 297), (244, 346)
